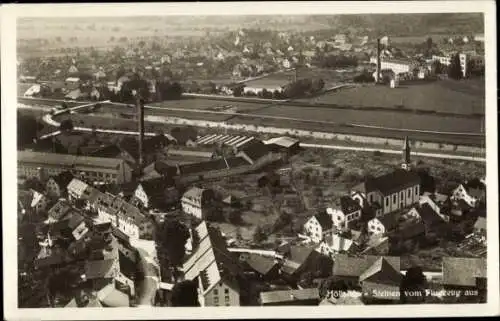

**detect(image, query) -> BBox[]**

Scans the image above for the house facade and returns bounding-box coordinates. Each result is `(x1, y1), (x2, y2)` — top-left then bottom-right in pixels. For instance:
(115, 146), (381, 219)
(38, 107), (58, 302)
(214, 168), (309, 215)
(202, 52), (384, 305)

(18, 151), (133, 184)
(351, 169), (421, 217)
(328, 196), (363, 231)
(303, 212), (333, 243)
(181, 187), (215, 220)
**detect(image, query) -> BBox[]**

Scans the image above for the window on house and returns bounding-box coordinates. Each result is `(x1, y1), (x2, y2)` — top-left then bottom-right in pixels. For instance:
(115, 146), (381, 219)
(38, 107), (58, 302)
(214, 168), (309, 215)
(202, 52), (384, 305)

(408, 189), (411, 198)
(214, 297), (219, 304)
(224, 289), (229, 294)
(213, 289), (218, 295)
(393, 194), (397, 203)
(225, 295), (230, 302)
(385, 198), (389, 207)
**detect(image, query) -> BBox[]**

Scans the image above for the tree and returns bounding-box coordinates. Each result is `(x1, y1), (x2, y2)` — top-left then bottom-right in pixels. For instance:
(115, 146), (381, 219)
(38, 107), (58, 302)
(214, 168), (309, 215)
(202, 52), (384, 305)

(431, 60), (444, 75)
(60, 119), (74, 132)
(447, 53), (463, 80)
(400, 266), (427, 304)
(228, 210), (243, 225)
(17, 113), (42, 149)
(156, 221), (190, 267)
(170, 280), (200, 306)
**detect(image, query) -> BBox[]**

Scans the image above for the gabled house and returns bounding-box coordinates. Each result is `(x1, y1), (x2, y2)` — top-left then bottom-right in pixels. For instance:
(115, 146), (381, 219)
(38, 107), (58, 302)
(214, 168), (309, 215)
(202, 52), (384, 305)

(442, 257), (486, 294)
(67, 178), (91, 201)
(316, 233), (358, 257)
(359, 257), (402, 302)
(450, 179), (486, 208)
(332, 254), (401, 301)
(182, 222), (243, 306)
(46, 200), (78, 224)
(239, 253), (279, 281)
(181, 187), (215, 220)
(235, 140), (270, 165)
(418, 193), (451, 221)
(20, 189), (49, 215)
(350, 169), (421, 217)
(280, 245), (325, 279)
(367, 212), (399, 236)
(303, 211), (333, 243)
(328, 196), (363, 231)
(46, 171), (74, 199)
(407, 203), (449, 237)
(131, 178), (178, 210)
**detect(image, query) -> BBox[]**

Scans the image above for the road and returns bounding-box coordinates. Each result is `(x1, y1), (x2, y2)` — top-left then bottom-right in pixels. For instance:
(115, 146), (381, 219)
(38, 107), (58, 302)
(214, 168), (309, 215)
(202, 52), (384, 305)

(131, 239), (160, 307)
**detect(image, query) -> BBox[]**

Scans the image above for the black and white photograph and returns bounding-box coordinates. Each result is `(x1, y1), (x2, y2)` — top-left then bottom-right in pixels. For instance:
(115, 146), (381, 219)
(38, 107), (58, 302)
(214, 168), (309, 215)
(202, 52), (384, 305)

(1, 1), (498, 319)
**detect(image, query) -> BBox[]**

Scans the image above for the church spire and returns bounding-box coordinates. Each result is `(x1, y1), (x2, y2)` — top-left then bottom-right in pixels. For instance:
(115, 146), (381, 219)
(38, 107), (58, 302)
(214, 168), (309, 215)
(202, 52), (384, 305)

(401, 136), (411, 171)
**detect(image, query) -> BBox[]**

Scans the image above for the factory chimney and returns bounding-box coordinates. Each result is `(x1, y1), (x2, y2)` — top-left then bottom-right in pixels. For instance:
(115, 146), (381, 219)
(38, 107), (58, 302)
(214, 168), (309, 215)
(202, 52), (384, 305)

(135, 93), (145, 173)
(375, 38), (381, 83)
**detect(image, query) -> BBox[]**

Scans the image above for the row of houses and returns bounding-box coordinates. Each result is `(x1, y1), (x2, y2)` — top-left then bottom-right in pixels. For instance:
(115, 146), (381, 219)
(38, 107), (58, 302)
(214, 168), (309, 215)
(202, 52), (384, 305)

(301, 140), (486, 259)
(34, 199), (139, 307)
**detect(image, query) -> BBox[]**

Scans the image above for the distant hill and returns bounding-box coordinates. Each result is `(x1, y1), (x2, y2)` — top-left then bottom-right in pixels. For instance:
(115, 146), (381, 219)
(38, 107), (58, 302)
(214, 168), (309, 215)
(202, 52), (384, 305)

(17, 13), (483, 40)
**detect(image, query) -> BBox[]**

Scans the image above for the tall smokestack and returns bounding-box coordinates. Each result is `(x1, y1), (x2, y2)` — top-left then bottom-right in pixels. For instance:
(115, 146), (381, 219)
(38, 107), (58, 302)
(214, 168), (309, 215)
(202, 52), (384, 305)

(136, 95), (145, 172)
(376, 38), (381, 83)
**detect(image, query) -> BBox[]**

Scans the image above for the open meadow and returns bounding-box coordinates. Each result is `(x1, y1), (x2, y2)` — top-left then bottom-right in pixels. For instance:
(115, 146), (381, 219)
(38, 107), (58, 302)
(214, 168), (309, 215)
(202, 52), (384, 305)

(296, 79), (485, 115)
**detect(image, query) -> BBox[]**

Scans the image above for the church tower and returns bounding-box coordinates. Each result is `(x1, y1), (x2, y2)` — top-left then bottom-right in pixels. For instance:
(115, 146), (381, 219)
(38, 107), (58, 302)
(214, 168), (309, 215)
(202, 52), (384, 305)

(401, 136), (411, 171)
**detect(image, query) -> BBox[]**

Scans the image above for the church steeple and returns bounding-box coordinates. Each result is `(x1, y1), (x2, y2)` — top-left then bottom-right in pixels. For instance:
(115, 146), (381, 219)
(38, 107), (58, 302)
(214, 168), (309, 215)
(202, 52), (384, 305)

(401, 136), (411, 171)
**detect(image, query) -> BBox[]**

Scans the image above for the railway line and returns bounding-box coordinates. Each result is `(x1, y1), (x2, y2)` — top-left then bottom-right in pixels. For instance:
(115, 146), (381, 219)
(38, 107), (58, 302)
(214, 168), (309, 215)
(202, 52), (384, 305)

(19, 96), (485, 147)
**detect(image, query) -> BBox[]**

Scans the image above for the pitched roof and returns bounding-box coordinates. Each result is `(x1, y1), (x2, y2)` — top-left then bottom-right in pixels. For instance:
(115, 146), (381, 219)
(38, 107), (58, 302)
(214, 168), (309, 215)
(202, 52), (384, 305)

(178, 158), (229, 175)
(355, 170), (420, 196)
(85, 259), (116, 279)
(138, 178), (174, 197)
(281, 245), (316, 275)
(260, 288), (320, 305)
(67, 178), (91, 199)
(166, 149), (215, 159)
(442, 257), (487, 287)
(97, 282), (130, 307)
(47, 200), (74, 222)
(324, 234), (355, 253)
(18, 151), (125, 170)
(376, 213), (399, 231)
(333, 254), (400, 278)
(359, 257), (402, 285)
(263, 136), (300, 148)
(340, 196), (362, 214)
(237, 140), (269, 162)
(416, 203), (445, 225)
(50, 171), (74, 189)
(244, 254), (277, 275)
(182, 222), (241, 295)
(314, 211), (333, 231)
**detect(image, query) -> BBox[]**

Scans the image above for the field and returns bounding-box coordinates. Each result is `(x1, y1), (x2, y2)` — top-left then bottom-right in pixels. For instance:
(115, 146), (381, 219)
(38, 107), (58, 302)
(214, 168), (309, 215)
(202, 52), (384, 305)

(149, 98), (271, 113)
(296, 79), (485, 115)
(240, 105), (483, 133)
